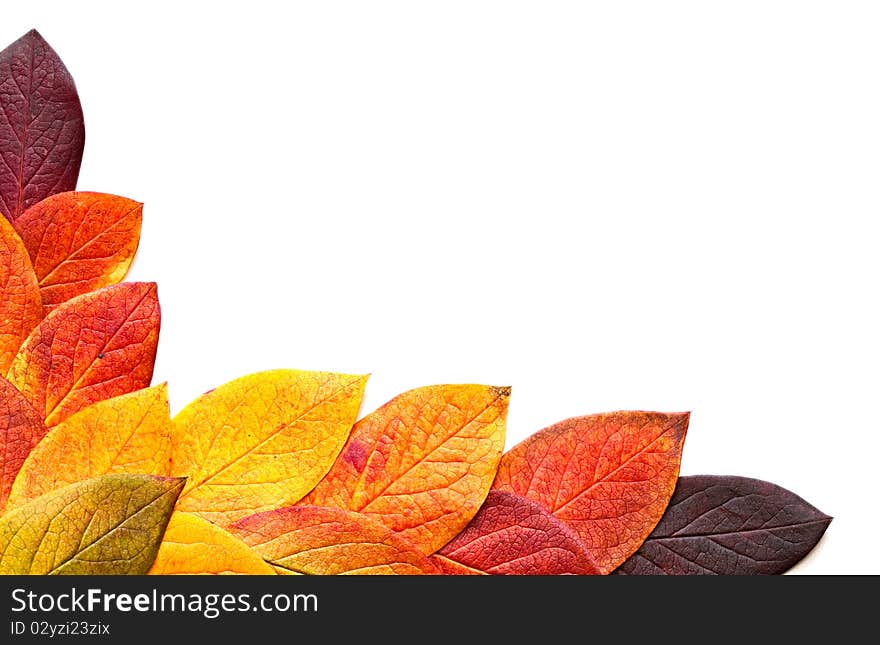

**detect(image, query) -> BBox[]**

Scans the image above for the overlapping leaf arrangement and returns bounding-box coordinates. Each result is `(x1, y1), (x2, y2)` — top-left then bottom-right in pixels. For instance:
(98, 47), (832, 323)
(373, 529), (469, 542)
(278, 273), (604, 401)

(0, 30), (831, 576)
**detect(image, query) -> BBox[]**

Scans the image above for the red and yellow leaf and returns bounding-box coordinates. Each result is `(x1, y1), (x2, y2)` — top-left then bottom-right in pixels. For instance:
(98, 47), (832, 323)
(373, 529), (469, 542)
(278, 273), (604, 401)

(433, 490), (599, 575)
(6, 384), (171, 510)
(0, 376), (47, 512)
(230, 505), (439, 575)
(171, 369), (367, 527)
(6, 281), (160, 427)
(0, 30), (84, 223)
(302, 384), (509, 554)
(149, 512), (275, 575)
(0, 215), (41, 373)
(493, 411), (689, 574)
(14, 192), (142, 312)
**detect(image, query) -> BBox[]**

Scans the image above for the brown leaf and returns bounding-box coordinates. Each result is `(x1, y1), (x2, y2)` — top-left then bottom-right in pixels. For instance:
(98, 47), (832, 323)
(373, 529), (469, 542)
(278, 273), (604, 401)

(614, 475), (832, 575)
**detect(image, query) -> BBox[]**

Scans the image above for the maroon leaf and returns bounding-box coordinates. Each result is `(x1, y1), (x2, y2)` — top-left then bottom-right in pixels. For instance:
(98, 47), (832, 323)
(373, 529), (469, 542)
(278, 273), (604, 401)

(0, 30), (84, 223)
(613, 475), (832, 575)
(433, 491), (599, 575)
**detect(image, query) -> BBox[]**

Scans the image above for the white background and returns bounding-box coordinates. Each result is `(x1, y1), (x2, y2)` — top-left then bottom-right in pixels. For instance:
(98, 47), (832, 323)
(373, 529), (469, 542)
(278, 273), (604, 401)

(4, 2), (876, 574)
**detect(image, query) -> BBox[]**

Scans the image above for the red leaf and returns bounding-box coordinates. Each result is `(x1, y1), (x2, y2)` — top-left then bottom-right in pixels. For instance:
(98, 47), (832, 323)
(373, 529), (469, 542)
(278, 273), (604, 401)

(0, 30), (84, 223)
(6, 282), (160, 427)
(434, 490), (599, 575)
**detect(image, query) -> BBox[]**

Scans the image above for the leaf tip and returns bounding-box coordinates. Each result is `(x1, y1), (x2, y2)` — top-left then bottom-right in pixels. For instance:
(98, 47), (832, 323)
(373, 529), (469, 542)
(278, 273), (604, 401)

(491, 385), (512, 399)
(669, 411), (690, 440)
(164, 476), (187, 493)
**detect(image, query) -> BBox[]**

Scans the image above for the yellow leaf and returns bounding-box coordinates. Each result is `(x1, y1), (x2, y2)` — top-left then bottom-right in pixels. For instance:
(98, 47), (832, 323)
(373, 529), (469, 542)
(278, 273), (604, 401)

(6, 384), (172, 510)
(0, 474), (183, 575)
(149, 512), (274, 575)
(171, 369), (367, 526)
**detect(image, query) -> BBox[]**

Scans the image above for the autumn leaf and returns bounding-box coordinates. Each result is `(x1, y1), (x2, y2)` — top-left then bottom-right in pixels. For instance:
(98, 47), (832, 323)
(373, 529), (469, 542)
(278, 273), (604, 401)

(0, 376), (47, 512)
(149, 512), (274, 575)
(6, 281), (160, 427)
(492, 411), (688, 574)
(171, 369), (367, 527)
(6, 384), (171, 510)
(302, 384), (509, 554)
(0, 215), (41, 373)
(433, 490), (599, 575)
(0, 30), (84, 223)
(14, 192), (142, 312)
(0, 473), (183, 575)
(230, 505), (439, 575)
(614, 475), (832, 575)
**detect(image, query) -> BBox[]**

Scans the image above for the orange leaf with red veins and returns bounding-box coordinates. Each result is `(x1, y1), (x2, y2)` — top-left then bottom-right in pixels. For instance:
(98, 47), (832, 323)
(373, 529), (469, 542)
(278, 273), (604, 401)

(0, 376), (47, 512)
(6, 282), (160, 427)
(14, 192), (142, 313)
(0, 215), (41, 373)
(149, 512), (274, 575)
(492, 411), (689, 574)
(433, 490), (599, 575)
(301, 384), (509, 554)
(230, 505), (439, 575)
(6, 384), (171, 510)
(171, 370), (367, 527)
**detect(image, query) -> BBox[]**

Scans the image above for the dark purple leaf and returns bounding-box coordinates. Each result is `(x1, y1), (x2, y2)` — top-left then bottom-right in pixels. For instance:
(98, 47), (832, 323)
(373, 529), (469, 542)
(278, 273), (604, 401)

(0, 30), (84, 223)
(614, 475), (831, 575)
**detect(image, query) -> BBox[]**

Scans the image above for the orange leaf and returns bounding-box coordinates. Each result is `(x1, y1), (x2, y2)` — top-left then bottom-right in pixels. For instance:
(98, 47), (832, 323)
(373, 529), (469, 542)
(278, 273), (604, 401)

(6, 282), (160, 427)
(230, 506), (439, 575)
(0, 376), (47, 512)
(0, 215), (41, 373)
(433, 490), (599, 575)
(492, 411), (689, 574)
(149, 512), (274, 575)
(171, 370), (367, 526)
(14, 192), (142, 313)
(6, 384), (171, 510)
(302, 384), (510, 554)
